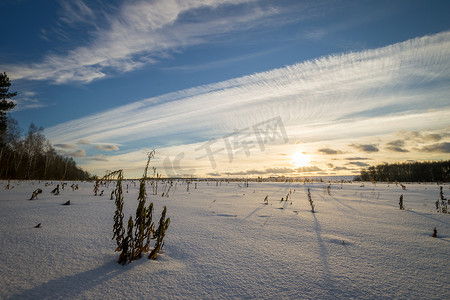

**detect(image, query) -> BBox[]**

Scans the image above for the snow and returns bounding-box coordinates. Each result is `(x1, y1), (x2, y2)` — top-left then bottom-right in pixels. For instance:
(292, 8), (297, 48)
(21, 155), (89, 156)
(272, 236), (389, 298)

(0, 180), (449, 299)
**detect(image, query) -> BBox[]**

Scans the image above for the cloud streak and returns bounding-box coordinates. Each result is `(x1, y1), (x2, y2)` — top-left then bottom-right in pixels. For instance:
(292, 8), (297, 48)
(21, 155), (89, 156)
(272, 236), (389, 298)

(351, 144), (379, 153)
(11, 91), (49, 112)
(54, 143), (77, 150)
(46, 31), (450, 143)
(348, 161), (370, 167)
(419, 142), (450, 153)
(3, 0), (280, 84)
(386, 140), (409, 153)
(58, 149), (87, 158)
(318, 148), (343, 155)
(42, 31), (450, 176)
(58, 0), (96, 26)
(95, 144), (119, 151)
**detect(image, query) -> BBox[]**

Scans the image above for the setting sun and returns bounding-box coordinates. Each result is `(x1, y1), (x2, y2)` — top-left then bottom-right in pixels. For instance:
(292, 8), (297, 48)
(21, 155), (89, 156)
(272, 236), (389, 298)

(292, 152), (311, 167)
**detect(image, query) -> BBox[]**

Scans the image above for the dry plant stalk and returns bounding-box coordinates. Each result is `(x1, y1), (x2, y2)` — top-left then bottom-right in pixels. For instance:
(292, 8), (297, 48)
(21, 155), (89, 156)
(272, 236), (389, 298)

(307, 188), (315, 213)
(110, 150), (170, 264)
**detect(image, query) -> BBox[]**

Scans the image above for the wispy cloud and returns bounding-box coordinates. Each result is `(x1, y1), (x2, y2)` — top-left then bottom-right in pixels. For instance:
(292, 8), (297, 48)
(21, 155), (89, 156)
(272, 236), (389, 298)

(94, 144), (119, 151)
(303, 28), (327, 40)
(220, 167), (297, 176)
(318, 148), (343, 155)
(58, 0), (96, 26)
(419, 142), (450, 153)
(265, 167), (296, 174)
(386, 140), (409, 153)
(77, 139), (91, 145)
(4, 0), (364, 85)
(58, 149), (87, 158)
(163, 49), (280, 73)
(46, 32), (450, 143)
(407, 131), (445, 143)
(297, 166), (322, 173)
(345, 157), (370, 161)
(4, 0), (284, 84)
(11, 91), (48, 111)
(333, 166), (349, 171)
(54, 143), (77, 150)
(348, 161), (370, 167)
(43, 31), (450, 176)
(85, 154), (109, 162)
(351, 144), (379, 153)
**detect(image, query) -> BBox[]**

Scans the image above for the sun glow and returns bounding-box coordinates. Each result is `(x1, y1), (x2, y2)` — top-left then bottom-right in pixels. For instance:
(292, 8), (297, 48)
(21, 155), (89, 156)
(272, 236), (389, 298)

(292, 152), (311, 168)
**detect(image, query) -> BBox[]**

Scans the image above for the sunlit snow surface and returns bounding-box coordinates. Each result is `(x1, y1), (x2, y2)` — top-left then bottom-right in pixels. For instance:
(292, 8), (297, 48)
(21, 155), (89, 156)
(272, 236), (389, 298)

(0, 180), (449, 299)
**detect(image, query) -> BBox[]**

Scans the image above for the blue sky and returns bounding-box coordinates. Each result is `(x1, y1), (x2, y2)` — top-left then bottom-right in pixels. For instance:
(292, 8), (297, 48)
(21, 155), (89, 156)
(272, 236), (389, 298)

(1, 0), (450, 177)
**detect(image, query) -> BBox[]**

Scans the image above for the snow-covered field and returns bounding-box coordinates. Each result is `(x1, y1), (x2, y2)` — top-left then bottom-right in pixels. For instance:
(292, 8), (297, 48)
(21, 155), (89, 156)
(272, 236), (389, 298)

(0, 179), (449, 299)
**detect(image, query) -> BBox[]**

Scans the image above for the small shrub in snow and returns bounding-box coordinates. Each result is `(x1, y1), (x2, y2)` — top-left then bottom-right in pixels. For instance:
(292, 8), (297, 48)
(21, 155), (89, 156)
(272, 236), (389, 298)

(29, 188), (42, 200)
(143, 202), (154, 252)
(93, 177), (99, 196)
(111, 170), (125, 251)
(440, 186), (447, 202)
(307, 188), (315, 213)
(111, 151), (170, 264)
(436, 186), (448, 214)
(126, 216), (135, 261)
(399, 194), (404, 210)
(149, 206), (171, 260)
(51, 184), (60, 195)
(118, 236), (129, 265)
(134, 151), (154, 259)
(118, 216), (134, 265)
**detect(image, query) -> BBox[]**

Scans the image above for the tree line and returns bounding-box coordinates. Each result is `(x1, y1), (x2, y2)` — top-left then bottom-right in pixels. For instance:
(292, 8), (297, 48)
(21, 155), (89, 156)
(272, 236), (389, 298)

(356, 160), (450, 182)
(0, 72), (91, 180)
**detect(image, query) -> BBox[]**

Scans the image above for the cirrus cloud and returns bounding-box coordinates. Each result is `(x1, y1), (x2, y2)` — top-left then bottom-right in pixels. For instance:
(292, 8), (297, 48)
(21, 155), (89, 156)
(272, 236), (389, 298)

(351, 144), (379, 153)
(95, 144), (119, 151)
(318, 148), (343, 155)
(3, 0), (278, 84)
(419, 142), (450, 153)
(41, 31), (450, 177)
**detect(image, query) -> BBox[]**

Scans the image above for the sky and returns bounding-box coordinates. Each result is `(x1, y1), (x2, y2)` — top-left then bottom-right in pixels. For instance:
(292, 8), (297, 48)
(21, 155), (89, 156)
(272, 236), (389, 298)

(1, 0), (450, 178)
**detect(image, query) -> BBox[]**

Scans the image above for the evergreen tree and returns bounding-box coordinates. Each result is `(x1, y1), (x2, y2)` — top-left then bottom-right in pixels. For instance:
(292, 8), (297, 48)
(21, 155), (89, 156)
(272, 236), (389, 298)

(0, 72), (17, 147)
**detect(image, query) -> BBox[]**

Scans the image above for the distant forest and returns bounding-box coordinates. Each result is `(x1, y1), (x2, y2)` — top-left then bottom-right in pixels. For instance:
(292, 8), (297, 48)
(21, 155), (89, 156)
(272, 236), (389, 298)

(356, 161), (450, 182)
(0, 119), (91, 180)
(0, 72), (90, 180)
